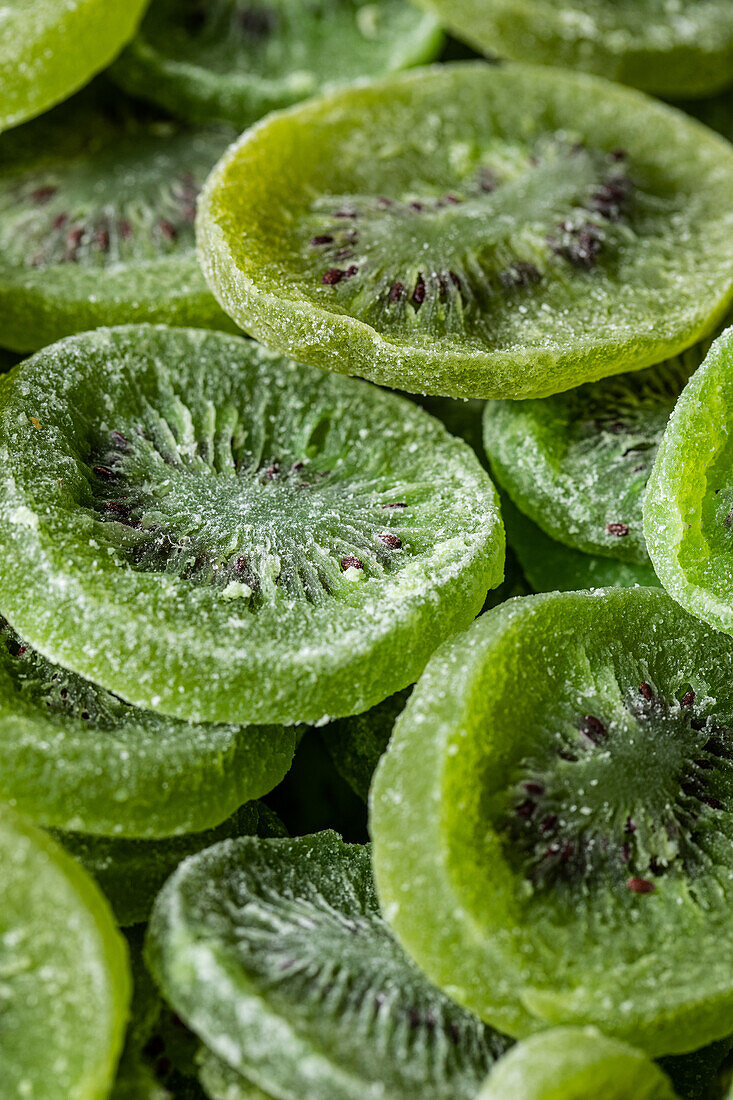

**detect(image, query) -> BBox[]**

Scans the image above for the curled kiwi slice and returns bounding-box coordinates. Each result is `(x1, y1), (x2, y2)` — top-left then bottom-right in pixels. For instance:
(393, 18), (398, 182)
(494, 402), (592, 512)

(321, 688), (410, 802)
(146, 831), (512, 1099)
(0, 325), (502, 725)
(645, 328), (733, 638)
(414, 1), (733, 99)
(484, 345), (706, 564)
(371, 586), (733, 1054)
(476, 1028), (677, 1100)
(0, 617), (295, 839)
(0, 0), (148, 134)
(198, 62), (733, 401)
(0, 804), (130, 1099)
(0, 87), (236, 353)
(111, 0), (443, 129)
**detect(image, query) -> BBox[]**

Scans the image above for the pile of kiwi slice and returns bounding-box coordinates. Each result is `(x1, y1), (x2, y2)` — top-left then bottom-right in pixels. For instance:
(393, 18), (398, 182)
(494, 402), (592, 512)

(6, 3), (733, 1099)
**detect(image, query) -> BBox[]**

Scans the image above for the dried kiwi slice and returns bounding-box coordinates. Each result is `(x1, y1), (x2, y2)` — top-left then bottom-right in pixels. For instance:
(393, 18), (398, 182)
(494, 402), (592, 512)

(197, 1052), (274, 1099)
(0, 617), (295, 838)
(371, 586), (733, 1055)
(111, 0), (443, 129)
(0, 87), (236, 352)
(502, 495), (659, 593)
(146, 832), (513, 1099)
(56, 801), (285, 926)
(0, 804), (130, 1099)
(0, 325), (502, 725)
(198, 62), (733, 400)
(476, 1028), (677, 1100)
(321, 689), (410, 801)
(645, 328), (733, 638)
(0, 0), (148, 133)
(414, 1), (733, 99)
(484, 345), (706, 564)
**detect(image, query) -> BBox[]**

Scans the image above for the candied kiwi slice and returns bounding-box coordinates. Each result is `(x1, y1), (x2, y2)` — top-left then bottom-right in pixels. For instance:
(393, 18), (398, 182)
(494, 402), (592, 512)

(0, 0), (148, 134)
(0, 325), (502, 725)
(321, 688), (411, 802)
(476, 1028), (677, 1099)
(0, 804), (130, 1099)
(371, 586), (733, 1055)
(146, 832), (513, 1099)
(414, 0), (733, 99)
(645, 327), (733, 639)
(111, 0), (443, 129)
(198, 62), (733, 401)
(0, 86), (236, 352)
(0, 617), (295, 838)
(484, 344), (707, 564)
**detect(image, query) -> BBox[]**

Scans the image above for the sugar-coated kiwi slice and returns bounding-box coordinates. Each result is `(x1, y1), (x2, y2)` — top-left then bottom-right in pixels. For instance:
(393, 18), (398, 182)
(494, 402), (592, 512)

(0, 87), (237, 353)
(0, 325), (502, 725)
(146, 832), (513, 1099)
(0, 0), (149, 134)
(414, 2), (733, 99)
(197, 1051), (274, 1099)
(321, 689), (410, 802)
(0, 804), (131, 1099)
(111, 0), (443, 129)
(56, 801), (286, 926)
(645, 328), (733, 638)
(371, 586), (733, 1055)
(0, 616), (295, 839)
(503, 495), (659, 593)
(475, 1028), (677, 1099)
(198, 62), (733, 401)
(484, 345), (706, 565)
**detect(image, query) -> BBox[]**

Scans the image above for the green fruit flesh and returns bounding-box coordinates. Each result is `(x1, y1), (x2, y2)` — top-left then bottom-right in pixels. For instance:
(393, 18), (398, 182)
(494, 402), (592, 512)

(0, 87), (236, 352)
(476, 1027), (677, 1099)
(371, 586), (733, 1055)
(198, 62), (733, 399)
(484, 345), (705, 564)
(415, 0), (733, 98)
(0, 616), (294, 838)
(0, 325), (502, 725)
(112, 0), (443, 128)
(197, 1049), (276, 1099)
(146, 832), (512, 1100)
(0, 804), (130, 1098)
(0, 0), (148, 133)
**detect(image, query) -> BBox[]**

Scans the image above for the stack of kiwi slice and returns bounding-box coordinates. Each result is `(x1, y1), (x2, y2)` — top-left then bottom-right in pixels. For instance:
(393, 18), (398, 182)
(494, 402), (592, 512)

(5, 2), (733, 1098)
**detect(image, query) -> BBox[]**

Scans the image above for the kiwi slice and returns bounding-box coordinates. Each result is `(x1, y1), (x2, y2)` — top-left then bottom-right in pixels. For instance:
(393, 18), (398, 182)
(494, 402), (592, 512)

(476, 1028), (677, 1099)
(197, 1052), (274, 1100)
(371, 585), (733, 1055)
(645, 328), (733, 638)
(321, 688), (410, 802)
(55, 801), (285, 926)
(0, 325), (502, 725)
(0, 803), (130, 1098)
(0, 616), (295, 838)
(146, 831), (513, 1099)
(198, 62), (733, 401)
(413, 1), (733, 99)
(0, 0), (148, 134)
(503, 495), (660, 593)
(484, 345), (707, 565)
(0, 86), (236, 353)
(111, 0), (443, 129)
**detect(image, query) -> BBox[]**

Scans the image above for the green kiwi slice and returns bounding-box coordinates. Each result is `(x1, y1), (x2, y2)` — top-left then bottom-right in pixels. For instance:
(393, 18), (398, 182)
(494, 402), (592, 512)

(476, 1028), (677, 1099)
(55, 801), (286, 926)
(413, 1), (733, 99)
(197, 1052), (274, 1099)
(146, 831), (513, 1099)
(0, 616), (295, 838)
(0, 86), (237, 352)
(111, 0), (443, 129)
(0, 325), (502, 725)
(0, 804), (130, 1098)
(502, 495), (660, 593)
(645, 328), (733, 638)
(0, 0), (149, 134)
(371, 585), (733, 1055)
(198, 62), (733, 401)
(321, 689), (410, 802)
(484, 345), (707, 565)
